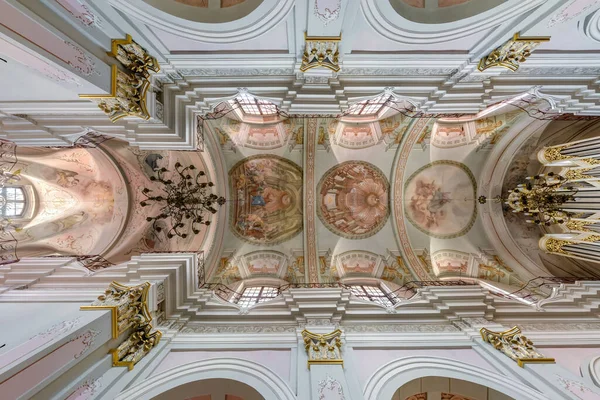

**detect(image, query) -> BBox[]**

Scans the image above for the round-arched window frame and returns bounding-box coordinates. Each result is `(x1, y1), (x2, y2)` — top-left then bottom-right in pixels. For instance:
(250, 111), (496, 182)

(0, 186), (27, 217)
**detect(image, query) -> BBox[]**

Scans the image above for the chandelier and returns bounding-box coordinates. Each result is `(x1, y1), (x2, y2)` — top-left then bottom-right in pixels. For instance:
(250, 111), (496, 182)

(140, 162), (225, 239)
(479, 172), (577, 226)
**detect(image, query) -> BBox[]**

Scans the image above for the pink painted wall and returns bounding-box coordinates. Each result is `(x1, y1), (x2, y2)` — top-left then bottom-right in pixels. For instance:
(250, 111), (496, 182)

(352, 348), (495, 388)
(0, 330), (99, 399)
(542, 347), (600, 377)
(151, 349), (291, 383)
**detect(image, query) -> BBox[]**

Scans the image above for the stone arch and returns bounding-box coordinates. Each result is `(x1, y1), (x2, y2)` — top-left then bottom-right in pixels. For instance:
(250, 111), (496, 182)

(363, 356), (547, 400)
(114, 358), (296, 400)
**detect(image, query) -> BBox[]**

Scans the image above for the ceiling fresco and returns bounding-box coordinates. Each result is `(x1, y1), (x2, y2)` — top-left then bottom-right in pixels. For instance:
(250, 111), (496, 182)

(318, 161), (390, 240)
(6, 146), (128, 258)
(229, 155), (303, 245)
(404, 161), (477, 239)
(5, 94), (600, 294)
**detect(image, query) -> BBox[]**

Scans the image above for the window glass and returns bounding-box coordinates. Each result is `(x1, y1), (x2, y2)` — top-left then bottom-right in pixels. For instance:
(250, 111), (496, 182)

(349, 284), (398, 307)
(231, 93), (278, 116)
(236, 286), (279, 307)
(346, 94), (392, 115)
(1, 187), (26, 217)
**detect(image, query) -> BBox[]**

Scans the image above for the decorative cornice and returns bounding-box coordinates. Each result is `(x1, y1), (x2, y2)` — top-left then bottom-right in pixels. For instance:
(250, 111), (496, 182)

(343, 324), (459, 333)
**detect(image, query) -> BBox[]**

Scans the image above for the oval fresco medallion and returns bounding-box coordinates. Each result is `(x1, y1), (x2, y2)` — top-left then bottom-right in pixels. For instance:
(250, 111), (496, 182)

(317, 161), (390, 239)
(404, 161), (477, 239)
(229, 155), (303, 245)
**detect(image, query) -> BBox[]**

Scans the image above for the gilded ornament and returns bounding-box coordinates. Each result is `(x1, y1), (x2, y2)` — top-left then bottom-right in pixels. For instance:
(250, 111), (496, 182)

(478, 33), (550, 72)
(580, 158), (600, 166)
(80, 35), (160, 121)
(543, 238), (572, 254)
(110, 323), (161, 370)
(84, 281), (162, 370)
(565, 168), (594, 180)
(582, 234), (600, 242)
(542, 146), (571, 162)
(301, 329), (343, 368)
(480, 326), (555, 367)
(566, 219), (595, 232)
(300, 35), (341, 72)
(81, 281), (151, 338)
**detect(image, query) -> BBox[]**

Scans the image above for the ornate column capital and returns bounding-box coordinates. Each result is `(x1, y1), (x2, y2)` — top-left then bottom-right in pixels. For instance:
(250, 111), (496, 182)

(480, 326), (555, 367)
(110, 323), (162, 371)
(300, 35), (341, 72)
(478, 33), (550, 72)
(80, 34), (160, 121)
(301, 329), (343, 368)
(83, 281), (162, 371)
(81, 281), (151, 338)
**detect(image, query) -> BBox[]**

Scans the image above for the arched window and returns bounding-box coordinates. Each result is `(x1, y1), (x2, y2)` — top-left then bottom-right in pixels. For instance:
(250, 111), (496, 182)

(350, 284), (398, 307)
(234, 286), (279, 307)
(0, 186), (26, 217)
(230, 93), (277, 116)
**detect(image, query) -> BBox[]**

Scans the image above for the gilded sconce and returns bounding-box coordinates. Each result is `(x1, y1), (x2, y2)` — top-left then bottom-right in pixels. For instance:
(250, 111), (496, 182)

(478, 33), (550, 72)
(301, 329), (343, 368)
(300, 34), (341, 72)
(81, 34), (160, 121)
(480, 326), (555, 367)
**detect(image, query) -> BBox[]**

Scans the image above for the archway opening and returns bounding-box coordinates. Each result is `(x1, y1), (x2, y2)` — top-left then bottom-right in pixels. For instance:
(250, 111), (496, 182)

(393, 377), (514, 400)
(152, 378), (264, 400)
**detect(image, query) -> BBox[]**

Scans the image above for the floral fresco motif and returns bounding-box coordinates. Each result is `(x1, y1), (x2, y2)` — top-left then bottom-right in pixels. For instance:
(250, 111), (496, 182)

(229, 155), (303, 245)
(318, 161), (389, 239)
(404, 161), (477, 239)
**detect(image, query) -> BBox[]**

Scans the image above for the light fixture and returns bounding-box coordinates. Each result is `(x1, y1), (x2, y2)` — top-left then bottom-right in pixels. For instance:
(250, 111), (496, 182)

(140, 162), (225, 239)
(479, 172), (577, 226)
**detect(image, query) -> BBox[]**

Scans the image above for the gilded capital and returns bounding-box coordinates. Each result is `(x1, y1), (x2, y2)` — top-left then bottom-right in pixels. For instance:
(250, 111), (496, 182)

(81, 34), (159, 121)
(110, 323), (162, 371)
(81, 281), (152, 338)
(301, 329), (343, 368)
(480, 326), (555, 367)
(478, 33), (550, 72)
(300, 35), (341, 72)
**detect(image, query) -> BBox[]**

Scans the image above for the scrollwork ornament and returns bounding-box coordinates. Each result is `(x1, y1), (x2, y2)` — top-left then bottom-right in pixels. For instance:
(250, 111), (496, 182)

(544, 238), (572, 254)
(80, 35), (160, 121)
(81, 281), (151, 338)
(480, 326), (555, 367)
(318, 375), (346, 400)
(566, 219), (595, 232)
(565, 168), (595, 180)
(110, 323), (161, 370)
(478, 33), (550, 72)
(543, 145), (571, 162)
(301, 329), (343, 368)
(301, 36), (341, 72)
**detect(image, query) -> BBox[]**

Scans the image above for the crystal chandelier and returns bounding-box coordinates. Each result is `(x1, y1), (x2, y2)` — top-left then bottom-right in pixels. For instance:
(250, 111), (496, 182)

(479, 172), (577, 226)
(140, 162), (225, 239)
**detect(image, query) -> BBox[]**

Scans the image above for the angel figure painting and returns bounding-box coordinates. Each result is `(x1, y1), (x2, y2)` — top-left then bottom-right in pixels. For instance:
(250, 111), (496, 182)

(404, 161), (477, 239)
(229, 155), (303, 245)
